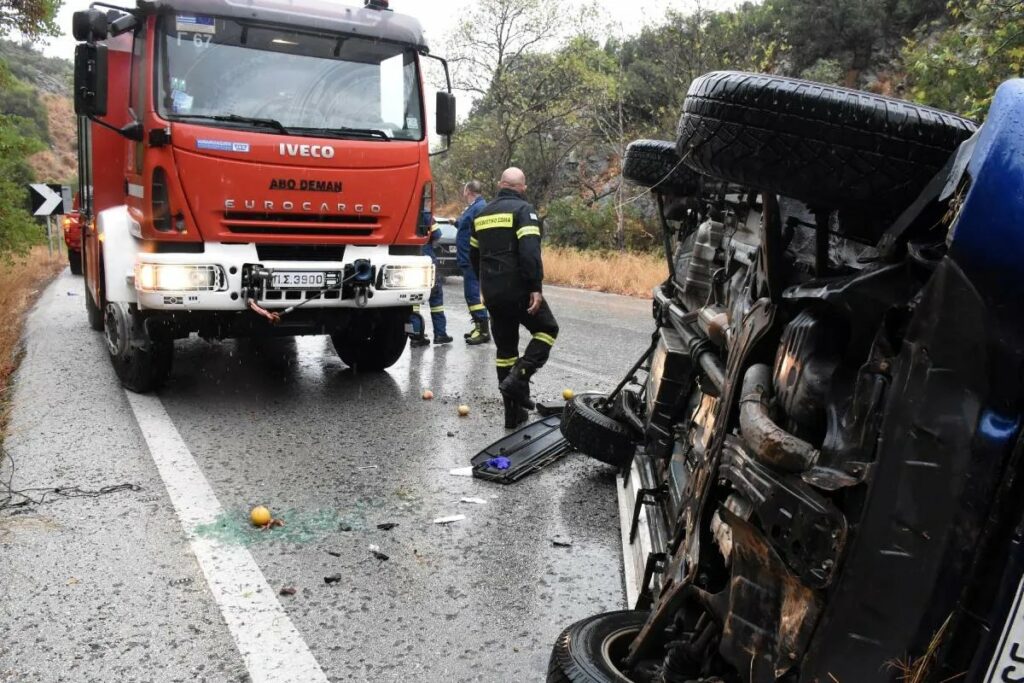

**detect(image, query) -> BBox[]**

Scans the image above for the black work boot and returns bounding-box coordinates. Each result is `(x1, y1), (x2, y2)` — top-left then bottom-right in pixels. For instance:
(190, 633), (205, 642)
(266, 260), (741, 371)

(434, 334), (453, 345)
(465, 318), (491, 345)
(409, 334), (430, 348)
(503, 395), (529, 429)
(499, 362), (535, 409)
(464, 320), (476, 339)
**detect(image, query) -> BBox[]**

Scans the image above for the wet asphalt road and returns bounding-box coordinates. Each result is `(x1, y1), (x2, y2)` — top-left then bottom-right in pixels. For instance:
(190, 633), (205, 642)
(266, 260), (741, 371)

(0, 271), (651, 682)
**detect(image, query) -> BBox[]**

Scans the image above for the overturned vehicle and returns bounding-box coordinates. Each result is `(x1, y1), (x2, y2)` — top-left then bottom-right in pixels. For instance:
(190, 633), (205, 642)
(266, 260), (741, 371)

(550, 72), (1024, 682)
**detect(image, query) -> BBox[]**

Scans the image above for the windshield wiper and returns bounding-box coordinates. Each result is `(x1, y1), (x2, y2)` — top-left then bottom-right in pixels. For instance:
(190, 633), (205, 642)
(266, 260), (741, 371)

(289, 126), (392, 141)
(170, 113), (290, 134)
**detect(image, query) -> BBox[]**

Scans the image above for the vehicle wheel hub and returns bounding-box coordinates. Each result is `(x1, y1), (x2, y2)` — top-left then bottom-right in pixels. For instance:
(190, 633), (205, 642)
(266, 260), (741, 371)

(103, 303), (128, 356)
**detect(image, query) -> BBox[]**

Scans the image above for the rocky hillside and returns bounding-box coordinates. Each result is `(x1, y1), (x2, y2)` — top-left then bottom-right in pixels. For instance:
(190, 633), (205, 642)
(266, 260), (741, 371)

(0, 40), (77, 184)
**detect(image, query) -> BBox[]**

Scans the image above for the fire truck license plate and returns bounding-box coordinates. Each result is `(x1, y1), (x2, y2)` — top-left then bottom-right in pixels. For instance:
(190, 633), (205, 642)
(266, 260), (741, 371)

(270, 271), (327, 289)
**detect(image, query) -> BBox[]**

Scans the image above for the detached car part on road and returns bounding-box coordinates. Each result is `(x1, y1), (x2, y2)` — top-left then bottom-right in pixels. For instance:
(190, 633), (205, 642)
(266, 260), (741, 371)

(551, 72), (1024, 683)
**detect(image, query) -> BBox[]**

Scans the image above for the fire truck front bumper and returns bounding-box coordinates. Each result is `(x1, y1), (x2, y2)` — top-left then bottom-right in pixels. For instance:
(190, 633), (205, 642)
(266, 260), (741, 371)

(130, 244), (433, 312)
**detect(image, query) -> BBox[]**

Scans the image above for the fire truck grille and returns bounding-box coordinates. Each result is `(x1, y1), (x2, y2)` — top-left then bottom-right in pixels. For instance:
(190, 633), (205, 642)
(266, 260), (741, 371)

(256, 245), (346, 262)
(222, 212), (378, 237)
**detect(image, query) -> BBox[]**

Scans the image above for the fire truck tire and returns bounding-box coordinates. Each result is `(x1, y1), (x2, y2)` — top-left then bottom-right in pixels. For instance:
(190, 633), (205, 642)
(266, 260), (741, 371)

(547, 610), (647, 683)
(68, 250), (83, 275)
(622, 139), (701, 195)
(331, 310), (408, 372)
(676, 71), (977, 210)
(561, 392), (636, 468)
(104, 302), (173, 393)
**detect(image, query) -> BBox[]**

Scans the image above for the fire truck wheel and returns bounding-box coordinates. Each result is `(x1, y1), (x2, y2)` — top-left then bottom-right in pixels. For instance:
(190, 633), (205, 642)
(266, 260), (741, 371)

(331, 309), (408, 372)
(561, 392), (636, 468)
(547, 610), (647, 682)
(68, 250), (83, 275)
(103, 302), (173, 393)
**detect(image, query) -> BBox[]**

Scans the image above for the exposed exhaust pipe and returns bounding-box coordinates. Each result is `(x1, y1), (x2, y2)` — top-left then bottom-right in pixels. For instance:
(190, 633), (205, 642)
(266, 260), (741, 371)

(739, 364), (819, 472)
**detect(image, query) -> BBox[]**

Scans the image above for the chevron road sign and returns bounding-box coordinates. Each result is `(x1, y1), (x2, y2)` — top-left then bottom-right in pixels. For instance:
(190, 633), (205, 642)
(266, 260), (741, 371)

(29, 183), (67, 217)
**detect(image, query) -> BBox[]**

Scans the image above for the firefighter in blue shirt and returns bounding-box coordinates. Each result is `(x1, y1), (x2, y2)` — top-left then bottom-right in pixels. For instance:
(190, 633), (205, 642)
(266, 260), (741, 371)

(456, 180), (490, 345)
(410, 219), (453, 347)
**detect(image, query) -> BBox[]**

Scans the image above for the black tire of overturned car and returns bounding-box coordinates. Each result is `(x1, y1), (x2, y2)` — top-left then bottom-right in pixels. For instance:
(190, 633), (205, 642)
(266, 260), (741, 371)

(621, 139), (702, 196)
(547, 610), (648, 683)
(561, 392), (636, 468)
(676, 71), (977, 211)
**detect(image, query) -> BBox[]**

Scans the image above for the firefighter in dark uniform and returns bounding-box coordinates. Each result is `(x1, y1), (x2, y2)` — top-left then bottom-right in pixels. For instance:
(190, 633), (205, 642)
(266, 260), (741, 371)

(470, 168), (559, 428)
(410, 219), (453, 346)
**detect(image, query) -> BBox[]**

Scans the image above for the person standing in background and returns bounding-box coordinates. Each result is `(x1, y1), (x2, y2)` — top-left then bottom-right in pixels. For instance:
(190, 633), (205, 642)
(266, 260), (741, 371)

(456, 181), (490, 345)
(410, 219), (453, 347)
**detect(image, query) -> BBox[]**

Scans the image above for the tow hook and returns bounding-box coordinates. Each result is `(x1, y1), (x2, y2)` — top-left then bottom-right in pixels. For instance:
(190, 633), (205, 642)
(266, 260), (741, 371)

(243, 267), (282, 324)
(351, 259), (374, 309)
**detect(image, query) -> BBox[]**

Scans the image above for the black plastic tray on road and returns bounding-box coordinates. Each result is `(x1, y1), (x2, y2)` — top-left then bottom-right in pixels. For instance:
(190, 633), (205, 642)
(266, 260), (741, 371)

(471, 414), (572, 484)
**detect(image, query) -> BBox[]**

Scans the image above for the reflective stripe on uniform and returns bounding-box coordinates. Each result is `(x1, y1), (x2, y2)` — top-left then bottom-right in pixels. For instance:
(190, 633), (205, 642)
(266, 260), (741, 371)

(431, 306), (445, 313)
(516, 226), (541, 239)
(474, 213), (515, 231)
(469, 237), (479, 248)
(468, 303), (486, 312)
(495, 356), (519, 368)
(533, 332), (556, 346)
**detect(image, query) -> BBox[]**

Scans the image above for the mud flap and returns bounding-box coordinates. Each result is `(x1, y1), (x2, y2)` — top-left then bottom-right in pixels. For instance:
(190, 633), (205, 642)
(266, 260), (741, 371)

(471, 415), (572, 484)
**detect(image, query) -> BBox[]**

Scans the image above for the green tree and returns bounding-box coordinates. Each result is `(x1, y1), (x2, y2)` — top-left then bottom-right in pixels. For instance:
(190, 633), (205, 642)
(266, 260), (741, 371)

(903, 0), (1024, 118)
(0, 60), (48, 256)
(0, 0), (62, 39)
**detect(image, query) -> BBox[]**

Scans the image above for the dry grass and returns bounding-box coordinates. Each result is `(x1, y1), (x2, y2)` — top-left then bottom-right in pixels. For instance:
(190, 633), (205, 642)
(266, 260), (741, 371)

(544, 246), (667, 298)
(0, 248), (65, 429)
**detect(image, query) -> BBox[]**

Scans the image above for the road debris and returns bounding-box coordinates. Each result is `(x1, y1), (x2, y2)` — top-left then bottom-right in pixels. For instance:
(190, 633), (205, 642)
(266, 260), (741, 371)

(433, 514), (466, 525)
(339, 523), (353, 532)
(460, 497), (487, 505)
(377, 522), (398, 531)
(250, 506), (272, 527)
(357, 465), (378, 470)
(485, 456), (511, 470)
(562, 388), (575, 400)
(552, 537), (573, 547)
(449, 467), (473, 477)
(447, 431), (455, 437)
(279, 586), (297, 596)
(422, 390), (434, 400)
(325, 550), (342, 558)
(369, 544), (389, 561)
(323, 574), (342, 585)
(458, 404), (470, 416)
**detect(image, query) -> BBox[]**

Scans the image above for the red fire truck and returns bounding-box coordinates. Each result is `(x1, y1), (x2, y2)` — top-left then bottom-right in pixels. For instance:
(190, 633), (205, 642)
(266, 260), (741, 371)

(72, 0), (455, 391)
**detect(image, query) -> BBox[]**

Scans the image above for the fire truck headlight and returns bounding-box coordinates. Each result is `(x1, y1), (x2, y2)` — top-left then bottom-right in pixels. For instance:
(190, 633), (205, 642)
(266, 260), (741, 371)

(380, 264), (433, 290)
(135, 264), (225, 292)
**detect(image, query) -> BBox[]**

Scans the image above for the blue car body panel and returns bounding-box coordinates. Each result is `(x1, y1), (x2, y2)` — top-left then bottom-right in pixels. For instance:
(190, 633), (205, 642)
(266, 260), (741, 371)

(948, 79), (1024, 299)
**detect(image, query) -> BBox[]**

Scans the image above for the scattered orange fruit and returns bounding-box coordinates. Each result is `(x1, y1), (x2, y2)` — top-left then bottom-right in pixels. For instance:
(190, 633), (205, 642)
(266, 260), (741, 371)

(563, 388), (575, 400)
(422, 389), (434, 400)
(457, 404), (470, 416)
(250, 506), (272, 527)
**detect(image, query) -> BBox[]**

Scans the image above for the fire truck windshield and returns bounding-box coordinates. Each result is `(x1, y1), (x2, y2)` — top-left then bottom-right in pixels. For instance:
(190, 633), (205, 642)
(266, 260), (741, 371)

(157, 14), (424, 141)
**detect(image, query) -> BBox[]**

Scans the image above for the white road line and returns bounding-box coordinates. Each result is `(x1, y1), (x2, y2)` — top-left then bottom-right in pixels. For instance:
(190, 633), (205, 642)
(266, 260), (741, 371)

(124, 392), (328, 683)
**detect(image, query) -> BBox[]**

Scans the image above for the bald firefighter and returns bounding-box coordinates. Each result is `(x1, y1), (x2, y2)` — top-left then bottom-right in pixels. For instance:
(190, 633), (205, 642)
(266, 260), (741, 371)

(470, 168), (559, 428)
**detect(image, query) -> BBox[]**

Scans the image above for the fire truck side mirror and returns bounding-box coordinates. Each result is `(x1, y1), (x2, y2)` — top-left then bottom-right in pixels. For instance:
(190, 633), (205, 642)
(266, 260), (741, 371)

(72, 9), (109, 42)
(74, 44), (109, 118)
(436, 92), (456, 137)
